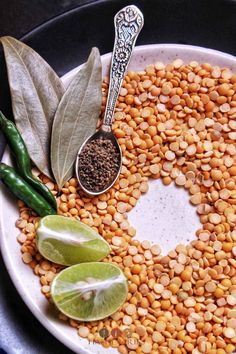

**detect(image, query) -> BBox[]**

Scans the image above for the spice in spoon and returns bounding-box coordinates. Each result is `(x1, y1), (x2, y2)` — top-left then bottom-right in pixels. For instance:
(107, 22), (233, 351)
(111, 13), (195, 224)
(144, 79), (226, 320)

(78, 137), (120, 192)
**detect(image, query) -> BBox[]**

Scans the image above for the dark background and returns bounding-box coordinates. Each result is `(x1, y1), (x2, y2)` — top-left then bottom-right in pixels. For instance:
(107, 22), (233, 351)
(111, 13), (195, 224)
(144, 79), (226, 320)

(0, 0), (95, 38)
(1, 0), (236, 353)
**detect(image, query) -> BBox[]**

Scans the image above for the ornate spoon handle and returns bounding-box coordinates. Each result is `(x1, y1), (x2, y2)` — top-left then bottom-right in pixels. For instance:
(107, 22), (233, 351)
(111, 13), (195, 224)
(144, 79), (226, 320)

(102, 5), (144, 130)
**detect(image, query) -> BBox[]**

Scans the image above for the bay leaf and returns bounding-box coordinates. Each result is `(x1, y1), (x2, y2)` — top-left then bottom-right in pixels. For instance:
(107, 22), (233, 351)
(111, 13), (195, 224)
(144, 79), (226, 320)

(1, 36), (65, 178)
(51, 47), (102, 190)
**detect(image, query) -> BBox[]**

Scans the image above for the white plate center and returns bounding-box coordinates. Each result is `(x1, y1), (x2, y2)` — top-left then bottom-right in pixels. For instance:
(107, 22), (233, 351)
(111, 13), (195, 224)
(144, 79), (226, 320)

(128, 179), (201, 255)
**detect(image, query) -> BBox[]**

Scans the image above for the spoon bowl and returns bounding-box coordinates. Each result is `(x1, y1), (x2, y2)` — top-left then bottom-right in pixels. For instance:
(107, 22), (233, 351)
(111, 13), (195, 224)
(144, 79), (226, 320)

(75, 127), (122, 196)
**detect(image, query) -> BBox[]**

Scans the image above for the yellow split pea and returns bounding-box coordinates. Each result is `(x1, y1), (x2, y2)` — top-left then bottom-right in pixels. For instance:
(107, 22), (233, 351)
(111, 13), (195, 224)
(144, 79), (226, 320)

(16, 58), (236, 354)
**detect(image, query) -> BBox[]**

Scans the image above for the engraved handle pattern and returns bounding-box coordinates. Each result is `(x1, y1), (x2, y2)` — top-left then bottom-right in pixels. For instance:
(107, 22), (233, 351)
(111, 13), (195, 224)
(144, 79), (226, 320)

(102, 5), (144, 129)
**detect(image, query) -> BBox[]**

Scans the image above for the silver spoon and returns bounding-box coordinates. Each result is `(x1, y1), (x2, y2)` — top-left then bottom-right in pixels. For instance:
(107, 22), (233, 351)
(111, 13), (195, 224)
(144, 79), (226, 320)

(76, 5), (144, 195)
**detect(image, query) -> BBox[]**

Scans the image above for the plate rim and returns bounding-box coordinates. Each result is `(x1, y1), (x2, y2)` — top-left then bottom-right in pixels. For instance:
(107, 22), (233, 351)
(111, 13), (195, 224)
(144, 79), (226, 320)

(62, 43), (236, 85)
(1, 43), (236, 354)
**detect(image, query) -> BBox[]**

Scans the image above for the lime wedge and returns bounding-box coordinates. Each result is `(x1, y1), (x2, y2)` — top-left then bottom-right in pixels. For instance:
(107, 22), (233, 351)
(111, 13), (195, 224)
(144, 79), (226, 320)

(36, 215), (111, 266)
(51, 262), (128, 321)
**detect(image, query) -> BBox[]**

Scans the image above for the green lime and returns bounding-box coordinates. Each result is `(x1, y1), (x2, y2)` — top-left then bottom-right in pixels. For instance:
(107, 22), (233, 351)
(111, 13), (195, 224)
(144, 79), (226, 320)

(36, 215), (111, 266)
(51, 262), (128, 321)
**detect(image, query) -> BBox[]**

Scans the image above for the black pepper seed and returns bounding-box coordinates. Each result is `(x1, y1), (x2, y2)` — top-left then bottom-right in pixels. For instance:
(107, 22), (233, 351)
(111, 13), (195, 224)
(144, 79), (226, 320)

(78, 138), (120, 192)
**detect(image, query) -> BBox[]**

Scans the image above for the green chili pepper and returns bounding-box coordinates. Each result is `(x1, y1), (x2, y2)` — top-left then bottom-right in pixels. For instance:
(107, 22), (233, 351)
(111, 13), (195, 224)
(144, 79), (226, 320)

(0, 163), (56, 216)
(0, 111), (57, 210)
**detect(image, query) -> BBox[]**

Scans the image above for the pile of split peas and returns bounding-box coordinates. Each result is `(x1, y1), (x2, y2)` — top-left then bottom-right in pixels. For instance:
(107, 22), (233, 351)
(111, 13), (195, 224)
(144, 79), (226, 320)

(16, 58), (236, 354)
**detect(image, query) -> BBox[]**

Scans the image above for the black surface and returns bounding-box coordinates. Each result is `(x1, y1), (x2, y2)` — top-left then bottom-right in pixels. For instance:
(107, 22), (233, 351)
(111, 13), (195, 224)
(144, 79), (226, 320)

(1, 1), (236, 353)
(0, 255), (75, 354)
(21, 0), (236, 77)
(19, 0), (236, 76)
(0, 0), (96, 38)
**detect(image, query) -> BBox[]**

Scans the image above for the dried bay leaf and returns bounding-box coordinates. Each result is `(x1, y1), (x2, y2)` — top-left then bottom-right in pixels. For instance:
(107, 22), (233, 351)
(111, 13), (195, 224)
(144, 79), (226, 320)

(1, 36), (65, 178)
(51, 47), (102, 190)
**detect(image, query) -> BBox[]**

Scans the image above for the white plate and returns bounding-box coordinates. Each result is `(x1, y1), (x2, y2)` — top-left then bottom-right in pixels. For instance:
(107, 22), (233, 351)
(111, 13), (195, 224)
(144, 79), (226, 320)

(1, 44), (236, 354)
